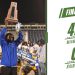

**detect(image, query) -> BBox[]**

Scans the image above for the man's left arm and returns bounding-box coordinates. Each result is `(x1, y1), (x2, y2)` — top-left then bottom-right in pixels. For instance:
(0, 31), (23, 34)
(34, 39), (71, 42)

(15, 31), (23, 46)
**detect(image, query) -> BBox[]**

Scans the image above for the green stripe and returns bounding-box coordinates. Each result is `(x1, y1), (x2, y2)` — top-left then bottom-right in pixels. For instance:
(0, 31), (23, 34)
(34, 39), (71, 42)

(59, 8), (64, 18)
(45, 32), (48, 43)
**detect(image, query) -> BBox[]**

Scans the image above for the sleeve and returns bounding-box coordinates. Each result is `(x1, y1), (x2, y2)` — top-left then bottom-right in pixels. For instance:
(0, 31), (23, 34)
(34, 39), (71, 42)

(15, 31), (23, 46)
(0, 27), (7, 45)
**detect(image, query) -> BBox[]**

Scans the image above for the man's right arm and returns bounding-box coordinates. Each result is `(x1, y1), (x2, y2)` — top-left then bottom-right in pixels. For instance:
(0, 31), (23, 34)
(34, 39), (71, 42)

(0, 27), (7, 45)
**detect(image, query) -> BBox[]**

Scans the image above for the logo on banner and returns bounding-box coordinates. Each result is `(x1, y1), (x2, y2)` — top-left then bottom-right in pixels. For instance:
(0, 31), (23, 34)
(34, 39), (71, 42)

(59, 7), (75, 18)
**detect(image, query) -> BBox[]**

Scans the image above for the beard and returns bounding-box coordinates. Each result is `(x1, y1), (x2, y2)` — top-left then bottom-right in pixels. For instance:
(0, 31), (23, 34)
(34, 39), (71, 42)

(5, 33), (14, 43)
(6, 37), (14, 43)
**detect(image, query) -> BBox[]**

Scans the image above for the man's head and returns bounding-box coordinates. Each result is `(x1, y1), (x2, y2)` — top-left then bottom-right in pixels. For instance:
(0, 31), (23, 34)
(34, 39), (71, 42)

(37, 39), (45, 46)
(5, 33), (14, 43)
(22, 41), (28, 46)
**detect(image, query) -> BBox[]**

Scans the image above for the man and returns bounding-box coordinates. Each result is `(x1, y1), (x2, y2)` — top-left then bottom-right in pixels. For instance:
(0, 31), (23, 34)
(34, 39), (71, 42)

(0, 24), (23, 75)
(38, 39), (46, 75)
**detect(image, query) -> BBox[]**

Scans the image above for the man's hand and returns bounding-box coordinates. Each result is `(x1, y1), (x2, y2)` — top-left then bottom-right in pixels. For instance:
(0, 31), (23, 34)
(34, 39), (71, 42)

(4, 24), (7, 28)
(15, 22), (22, 33)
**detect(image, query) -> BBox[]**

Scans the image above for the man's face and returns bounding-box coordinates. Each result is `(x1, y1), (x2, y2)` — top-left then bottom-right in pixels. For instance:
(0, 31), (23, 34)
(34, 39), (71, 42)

(5, 33), (14, 43)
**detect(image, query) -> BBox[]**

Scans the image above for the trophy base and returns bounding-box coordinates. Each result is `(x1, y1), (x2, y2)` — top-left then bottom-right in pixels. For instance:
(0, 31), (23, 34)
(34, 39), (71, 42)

(5, 19), (18, 25)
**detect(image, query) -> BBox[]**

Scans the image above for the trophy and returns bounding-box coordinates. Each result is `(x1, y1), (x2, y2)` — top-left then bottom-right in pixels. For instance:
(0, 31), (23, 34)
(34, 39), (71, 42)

(5, 2), (18, 25)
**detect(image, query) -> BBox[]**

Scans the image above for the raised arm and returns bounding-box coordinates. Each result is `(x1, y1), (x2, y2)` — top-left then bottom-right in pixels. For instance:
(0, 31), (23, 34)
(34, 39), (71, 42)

(0, 27), (7, 45)
(0, 27), (7, 38)
(15, 31), (23, 46)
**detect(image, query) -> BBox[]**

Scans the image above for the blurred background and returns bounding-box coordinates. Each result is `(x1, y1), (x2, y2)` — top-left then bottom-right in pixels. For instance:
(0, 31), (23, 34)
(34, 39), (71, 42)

(0, 0), (46, 24)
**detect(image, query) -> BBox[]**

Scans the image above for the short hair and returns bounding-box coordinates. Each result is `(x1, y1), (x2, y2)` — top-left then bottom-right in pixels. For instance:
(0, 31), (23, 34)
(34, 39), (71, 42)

(5, 33), (14, 42)
(40, 39), (45, 45)
(22, 41), (28, 46)
(5, 33), (14, 40)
